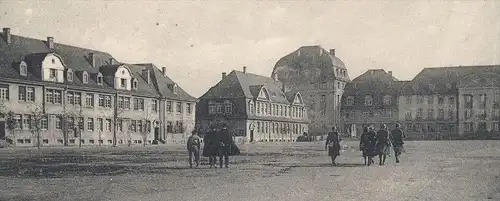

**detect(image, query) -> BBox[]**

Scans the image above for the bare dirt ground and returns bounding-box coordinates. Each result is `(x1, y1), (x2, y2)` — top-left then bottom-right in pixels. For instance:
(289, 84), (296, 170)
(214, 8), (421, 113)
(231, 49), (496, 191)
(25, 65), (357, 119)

(0, 140), (499, 201)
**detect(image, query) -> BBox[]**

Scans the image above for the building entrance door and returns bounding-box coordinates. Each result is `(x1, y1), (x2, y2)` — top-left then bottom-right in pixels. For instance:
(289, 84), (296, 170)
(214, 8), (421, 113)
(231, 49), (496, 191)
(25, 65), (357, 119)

(250, 130), (254, 142)
(0, 121), (5, 140)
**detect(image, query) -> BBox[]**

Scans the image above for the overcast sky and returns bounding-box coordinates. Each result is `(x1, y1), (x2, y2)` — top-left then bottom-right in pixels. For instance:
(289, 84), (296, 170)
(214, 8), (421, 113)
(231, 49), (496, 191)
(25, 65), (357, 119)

(1, 1), (499, 97)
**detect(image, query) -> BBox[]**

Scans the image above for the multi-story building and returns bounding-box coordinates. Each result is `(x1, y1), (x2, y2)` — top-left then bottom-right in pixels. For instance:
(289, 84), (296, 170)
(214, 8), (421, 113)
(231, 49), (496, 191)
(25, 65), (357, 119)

(271, 46), (349, 136)
(196, 67), (309, 143)
(399, 65), (500, 139)
(0, 28), (197, 147)
(341, 69), (405, 137)
(456, 68), (500, 137)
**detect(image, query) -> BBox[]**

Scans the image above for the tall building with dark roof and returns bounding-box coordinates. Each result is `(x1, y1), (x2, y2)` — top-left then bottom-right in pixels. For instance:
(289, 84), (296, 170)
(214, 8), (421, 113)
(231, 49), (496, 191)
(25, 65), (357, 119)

(0, 28), (197, 147)
(341, 69), (405, 137)
(271, 46), (349, 136)
(197, 67), (309, 143)
(400, 65), (500, 139)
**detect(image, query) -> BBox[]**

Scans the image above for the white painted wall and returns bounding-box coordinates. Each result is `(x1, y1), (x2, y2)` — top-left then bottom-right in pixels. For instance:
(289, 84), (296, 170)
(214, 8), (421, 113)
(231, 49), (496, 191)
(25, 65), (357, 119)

(41, 53), (65, 83)
(114, 66), (132, 90)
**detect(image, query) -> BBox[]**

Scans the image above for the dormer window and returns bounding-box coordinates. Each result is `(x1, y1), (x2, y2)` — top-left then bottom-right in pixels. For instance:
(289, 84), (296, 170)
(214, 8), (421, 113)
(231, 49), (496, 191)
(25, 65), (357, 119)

(51, 58), (55, 64)
(67, 69), (73, 82)
(173, 84), (178, 94)
(364, 95), (373, 106)
(97, 73), (103, 85)
(132, 78), (138, 89)
(120, 78), (127, 88)
(50, 69), (57, 79)
(347, 96), (354, 106)
(19, 61), (27, 77)
(82, 71), (89, 84)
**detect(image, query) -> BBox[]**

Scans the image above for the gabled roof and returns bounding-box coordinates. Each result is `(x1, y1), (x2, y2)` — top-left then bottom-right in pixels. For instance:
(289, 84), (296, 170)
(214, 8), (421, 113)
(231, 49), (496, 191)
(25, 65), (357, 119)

(0, 34), (115, 90)
(134, 63), (197, 101)
(402, 65), (500, 94)
(200, 71), (291, 104)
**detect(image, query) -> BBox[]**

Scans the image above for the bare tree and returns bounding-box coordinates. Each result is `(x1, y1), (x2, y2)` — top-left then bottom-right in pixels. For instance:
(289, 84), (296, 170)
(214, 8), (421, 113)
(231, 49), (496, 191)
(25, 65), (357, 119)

(27, 104), (45, 149)
(139, 104), (154, 147)
(69, 106), (85, 148)
(3, 110), (17, 146)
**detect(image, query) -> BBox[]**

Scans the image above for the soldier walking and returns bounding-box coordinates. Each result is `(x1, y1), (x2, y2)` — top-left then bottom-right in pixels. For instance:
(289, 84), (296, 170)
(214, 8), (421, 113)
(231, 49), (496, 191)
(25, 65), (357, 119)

(187, 130), (201, 168)
(376, 124), (390, 166)
(325, 126), (342, 166)
(360, 126), (376, 166)
(390, 123), (405, 163)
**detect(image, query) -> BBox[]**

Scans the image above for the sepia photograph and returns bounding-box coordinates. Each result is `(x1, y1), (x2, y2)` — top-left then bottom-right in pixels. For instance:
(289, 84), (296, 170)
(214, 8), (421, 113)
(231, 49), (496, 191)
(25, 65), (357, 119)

(0, 1), (499, 200)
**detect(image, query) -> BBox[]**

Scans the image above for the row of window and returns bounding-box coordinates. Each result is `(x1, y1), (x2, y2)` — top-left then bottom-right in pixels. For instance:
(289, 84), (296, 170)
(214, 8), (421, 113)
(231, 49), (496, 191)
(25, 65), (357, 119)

(0, 86), (191, 114)
(15, 138), (148, 145)
(254, 121), (306, 135)
(409, 109), (455, 120)
(345, 95), (457, 106)
(208, 101), (233, 115)
(9, 114), (154, 133)
(402, 123), (456, 132)
(248, 101), (305, 118)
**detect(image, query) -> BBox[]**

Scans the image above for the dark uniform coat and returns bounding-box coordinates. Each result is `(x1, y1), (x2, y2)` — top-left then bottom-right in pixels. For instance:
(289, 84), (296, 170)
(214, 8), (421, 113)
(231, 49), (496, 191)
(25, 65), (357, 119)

(360, 131), (376, 157)
(217, 128), (240, 156)
(376, 129), (391, 155)
(390, 128), (405, 155)
(202, 130), (218, 157)
(326, 132), (341, 156)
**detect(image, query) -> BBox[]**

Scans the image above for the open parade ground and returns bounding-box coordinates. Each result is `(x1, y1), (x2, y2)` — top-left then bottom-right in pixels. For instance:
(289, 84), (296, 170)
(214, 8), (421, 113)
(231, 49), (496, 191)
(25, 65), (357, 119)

(1, 140), (499, 201)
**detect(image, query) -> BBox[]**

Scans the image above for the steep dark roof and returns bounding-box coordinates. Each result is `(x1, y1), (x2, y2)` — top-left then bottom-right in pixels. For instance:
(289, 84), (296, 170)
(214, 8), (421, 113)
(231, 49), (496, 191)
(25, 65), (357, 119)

(402, 65), (500, 95)
(272, 45), (350, 82)
(343, 69), (404, 96)
(134, 63), (197, 101)
(0, 34), (115, 90)
(200, 71), (291, 104)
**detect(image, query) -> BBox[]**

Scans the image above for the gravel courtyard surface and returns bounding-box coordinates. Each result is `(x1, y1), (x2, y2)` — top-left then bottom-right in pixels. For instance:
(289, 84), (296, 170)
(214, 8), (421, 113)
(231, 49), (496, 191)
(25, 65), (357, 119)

(0, 140), (499, 201)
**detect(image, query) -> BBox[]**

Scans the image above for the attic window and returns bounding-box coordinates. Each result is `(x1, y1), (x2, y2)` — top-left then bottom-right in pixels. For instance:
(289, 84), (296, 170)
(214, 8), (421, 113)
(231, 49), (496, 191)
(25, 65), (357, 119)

(19, 61), (27, 77)
(82, 71), (88, 84)
(67, 69), (73, 82)
(97, 73), (103, 85)
(132, 79), (138, 89)
(173, 84), (178, 94)
(122, 70), (125, 75)
(446, 83), (452, 89)
(52, 58), (55, 64)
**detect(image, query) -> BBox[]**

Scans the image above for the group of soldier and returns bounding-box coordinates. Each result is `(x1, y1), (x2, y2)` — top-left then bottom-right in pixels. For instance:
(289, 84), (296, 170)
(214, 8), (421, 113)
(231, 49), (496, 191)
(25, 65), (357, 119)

(325, 124), (405, 166)
(186, 123), (240, 168)
(187, 123), (405, 168)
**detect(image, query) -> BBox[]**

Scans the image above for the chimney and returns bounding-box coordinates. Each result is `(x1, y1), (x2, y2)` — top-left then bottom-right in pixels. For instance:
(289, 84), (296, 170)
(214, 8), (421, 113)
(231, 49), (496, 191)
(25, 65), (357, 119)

(330, 49), (335, 56)
(162, 67), (167, 76)
(47, 37), (54, 50)
(88, 53), (95, 67)
(142, 69), (151, 84)
(109, 58), (114, 65)
(388, 71), (393, 76)
(222, 72), (227, 79)
(2, 28), (11, 44)
(243, 66), (247, 74)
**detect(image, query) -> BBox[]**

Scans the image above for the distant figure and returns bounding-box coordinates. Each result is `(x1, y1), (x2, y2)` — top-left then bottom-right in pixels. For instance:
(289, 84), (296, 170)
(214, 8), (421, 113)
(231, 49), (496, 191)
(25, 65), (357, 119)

(203, 125), (218, 168)
(390, 123), (405, 163)
(217, 123), (233, 168)
(376, 124), (390, 166)
(360, 126), (376, 166)
(325, 126), (342, 166)
(187, 130), (201, 168)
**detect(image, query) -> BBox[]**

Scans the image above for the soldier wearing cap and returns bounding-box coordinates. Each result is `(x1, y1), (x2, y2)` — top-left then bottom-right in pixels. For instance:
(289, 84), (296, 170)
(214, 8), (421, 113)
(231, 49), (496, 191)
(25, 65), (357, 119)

(187, 130), (201, 168)
(217, 123), (232, 168)
(203, 124), (218, 168)
(390, 123), (405, 163)
(376, 124), (390, 165)
(325, 126), (342, 166)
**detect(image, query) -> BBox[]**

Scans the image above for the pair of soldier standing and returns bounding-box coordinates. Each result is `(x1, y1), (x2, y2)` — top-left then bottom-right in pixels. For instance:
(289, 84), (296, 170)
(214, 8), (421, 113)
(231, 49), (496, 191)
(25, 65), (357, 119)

(360, 124), (405, 166)
(201, 123), (235, 168)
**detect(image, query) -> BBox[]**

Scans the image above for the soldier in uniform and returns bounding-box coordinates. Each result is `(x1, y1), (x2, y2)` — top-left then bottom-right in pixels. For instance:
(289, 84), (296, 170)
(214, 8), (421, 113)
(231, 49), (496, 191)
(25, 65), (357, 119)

(203, 124), (218, 168)
(376, 124), (390, 166)
(325, 126), (342, 166)
(360, 126), (376, 166)
(390, 123), (405, 163)
(217, 123), (233, 168)
(187, 130), (201, 168)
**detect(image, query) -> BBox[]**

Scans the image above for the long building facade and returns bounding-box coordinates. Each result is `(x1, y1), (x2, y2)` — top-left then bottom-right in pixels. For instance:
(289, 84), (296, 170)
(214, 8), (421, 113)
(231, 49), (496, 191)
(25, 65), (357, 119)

(271, 46), (350, 136)
(196, 67), (309, 143)
(0, 28), (197, 147)
(341, 65), (500, 140)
